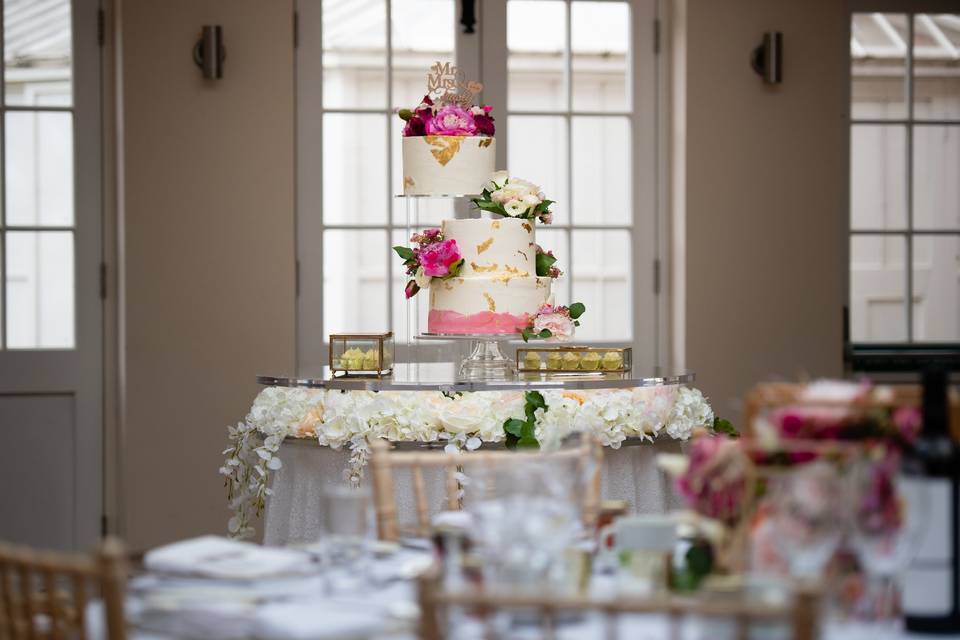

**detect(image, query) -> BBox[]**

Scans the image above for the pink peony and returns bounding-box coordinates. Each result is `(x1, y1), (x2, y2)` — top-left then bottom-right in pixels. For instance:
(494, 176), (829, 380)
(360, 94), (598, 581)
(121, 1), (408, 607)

(677, 435), (749, 524)
(533, 312), (575, 341)
(418, 239), (462, 277)
(427, 105), (477, 136)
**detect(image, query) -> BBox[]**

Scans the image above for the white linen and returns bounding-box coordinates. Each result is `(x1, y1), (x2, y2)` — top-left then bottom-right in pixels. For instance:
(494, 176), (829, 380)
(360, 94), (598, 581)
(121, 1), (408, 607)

(263, 439), (688, 547)
(143, 536), (318, 580)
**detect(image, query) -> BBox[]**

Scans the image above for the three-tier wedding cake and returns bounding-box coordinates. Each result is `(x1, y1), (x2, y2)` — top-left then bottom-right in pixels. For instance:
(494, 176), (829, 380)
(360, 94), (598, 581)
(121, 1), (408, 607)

(395, 63), (582, 341)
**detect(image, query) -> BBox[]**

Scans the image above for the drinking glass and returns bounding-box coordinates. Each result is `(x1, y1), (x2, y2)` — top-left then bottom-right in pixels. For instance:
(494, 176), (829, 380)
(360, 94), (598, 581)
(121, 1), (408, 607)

(318, 484), (372, 592)
(843, 451), (928, 637)
(766, 461), (848, 580)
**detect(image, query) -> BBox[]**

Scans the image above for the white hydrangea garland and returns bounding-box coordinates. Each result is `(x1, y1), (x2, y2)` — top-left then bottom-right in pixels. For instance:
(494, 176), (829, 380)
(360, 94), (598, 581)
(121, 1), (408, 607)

(221, 385), (714, 539)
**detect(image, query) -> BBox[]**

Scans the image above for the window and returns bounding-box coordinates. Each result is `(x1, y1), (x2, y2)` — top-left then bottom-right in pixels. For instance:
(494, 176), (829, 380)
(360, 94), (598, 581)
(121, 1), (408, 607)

(849, 12), (960, 343)
(298, 0), (658, 368)
(2, 0), (76, 349)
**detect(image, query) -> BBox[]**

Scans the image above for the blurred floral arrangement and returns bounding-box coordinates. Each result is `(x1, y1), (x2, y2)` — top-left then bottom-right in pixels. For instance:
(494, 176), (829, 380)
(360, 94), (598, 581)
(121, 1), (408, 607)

(519, 301), (586, 342)
(472, 172), (554, 223)
(658, 380), (923, 580)
(393, 228), (465, 299)
(223, 385), (715, 539)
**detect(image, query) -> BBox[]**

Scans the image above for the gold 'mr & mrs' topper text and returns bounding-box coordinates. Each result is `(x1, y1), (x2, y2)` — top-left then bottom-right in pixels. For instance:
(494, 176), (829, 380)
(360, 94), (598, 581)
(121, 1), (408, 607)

(427, 61), (483, 108)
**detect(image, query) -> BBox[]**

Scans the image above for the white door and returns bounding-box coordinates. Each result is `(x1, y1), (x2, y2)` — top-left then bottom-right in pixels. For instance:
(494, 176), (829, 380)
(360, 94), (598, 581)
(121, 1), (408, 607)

(296, 0), (661, 373)
(0, 0), (102, 551)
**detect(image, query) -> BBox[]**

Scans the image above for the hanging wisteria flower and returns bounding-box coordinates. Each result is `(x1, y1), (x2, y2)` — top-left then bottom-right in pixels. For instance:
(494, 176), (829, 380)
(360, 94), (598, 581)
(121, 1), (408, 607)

(519, 301), (585, 342)
(398, 94), (495, 137)
(394, 228), (464, 299)
(472, 173), (554, 223)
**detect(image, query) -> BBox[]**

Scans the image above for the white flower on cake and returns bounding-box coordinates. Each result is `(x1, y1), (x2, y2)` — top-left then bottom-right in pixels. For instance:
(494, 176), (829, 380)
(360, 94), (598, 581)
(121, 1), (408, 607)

(414, 266), (432, 290)
(485, 170), (509, 192)
(473, 173), (553, 224)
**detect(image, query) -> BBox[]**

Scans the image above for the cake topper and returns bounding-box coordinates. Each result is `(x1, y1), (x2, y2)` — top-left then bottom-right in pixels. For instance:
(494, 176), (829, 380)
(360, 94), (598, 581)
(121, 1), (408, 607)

(427, 61), (483, 108)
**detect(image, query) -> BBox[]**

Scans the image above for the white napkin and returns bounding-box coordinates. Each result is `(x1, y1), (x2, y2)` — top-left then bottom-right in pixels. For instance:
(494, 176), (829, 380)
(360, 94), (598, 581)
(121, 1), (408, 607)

(143, 535), (317, 580)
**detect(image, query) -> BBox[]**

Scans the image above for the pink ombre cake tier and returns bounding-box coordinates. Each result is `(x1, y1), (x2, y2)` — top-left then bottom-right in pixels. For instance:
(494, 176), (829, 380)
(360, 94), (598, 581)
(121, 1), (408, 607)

(428, 309), (532, 335)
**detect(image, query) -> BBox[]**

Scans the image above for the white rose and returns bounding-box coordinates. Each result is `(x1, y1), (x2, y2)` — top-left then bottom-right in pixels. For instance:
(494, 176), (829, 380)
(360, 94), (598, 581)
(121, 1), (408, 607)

(486, 170), (509, 191)
(520, 193), (541, 208)
(507, 178), (542, 196)
(439, 396), (492, 434)
(503, 199), (530, 216)
(414, 266), (432, 290)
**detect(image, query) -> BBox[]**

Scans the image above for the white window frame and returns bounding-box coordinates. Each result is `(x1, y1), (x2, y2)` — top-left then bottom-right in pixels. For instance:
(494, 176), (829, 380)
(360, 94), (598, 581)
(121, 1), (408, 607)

(296, 0), (664, 373)
(848, 0), (960, 345)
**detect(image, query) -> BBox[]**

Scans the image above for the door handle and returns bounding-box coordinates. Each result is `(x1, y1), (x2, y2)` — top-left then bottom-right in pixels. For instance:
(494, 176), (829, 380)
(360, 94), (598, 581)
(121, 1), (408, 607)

(193, 25), (226, 80)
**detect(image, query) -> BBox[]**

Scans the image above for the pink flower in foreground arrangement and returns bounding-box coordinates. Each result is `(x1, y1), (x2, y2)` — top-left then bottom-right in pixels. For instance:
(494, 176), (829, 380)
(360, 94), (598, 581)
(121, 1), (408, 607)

(418, 238), (462, 277)
(427, 105), (477, 136)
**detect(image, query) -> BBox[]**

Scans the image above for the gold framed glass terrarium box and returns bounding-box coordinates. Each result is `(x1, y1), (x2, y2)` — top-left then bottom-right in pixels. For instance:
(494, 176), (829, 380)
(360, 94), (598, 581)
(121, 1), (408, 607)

(516, 346), (632, 374)
(329, 332), (394, 378)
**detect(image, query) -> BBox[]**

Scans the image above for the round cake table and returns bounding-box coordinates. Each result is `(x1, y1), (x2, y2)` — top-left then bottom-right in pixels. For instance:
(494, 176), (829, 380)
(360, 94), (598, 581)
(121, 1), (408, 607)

(247, 365), (699, 546)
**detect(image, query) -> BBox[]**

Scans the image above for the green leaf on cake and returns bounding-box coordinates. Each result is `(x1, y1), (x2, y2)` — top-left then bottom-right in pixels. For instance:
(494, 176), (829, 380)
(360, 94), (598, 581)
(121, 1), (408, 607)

(398, 108), (413, 121)
(568, 302), (586, 319)
(538, 329), (552, 339)
(446, 258), (464, 278)
(535, 252), (557, 277)
(393, 246), (415, 260)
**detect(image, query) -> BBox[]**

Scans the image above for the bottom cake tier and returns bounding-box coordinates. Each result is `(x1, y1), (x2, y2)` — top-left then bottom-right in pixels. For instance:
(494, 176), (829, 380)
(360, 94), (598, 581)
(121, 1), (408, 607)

(428, 276), (552, 334)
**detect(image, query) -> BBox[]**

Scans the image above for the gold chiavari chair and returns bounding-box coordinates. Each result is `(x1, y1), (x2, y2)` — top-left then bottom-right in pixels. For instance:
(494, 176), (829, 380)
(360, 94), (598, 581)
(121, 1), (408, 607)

(0, 537), (127, 640)
(416, 570), (821, 640)
(369, 436), (603, 541)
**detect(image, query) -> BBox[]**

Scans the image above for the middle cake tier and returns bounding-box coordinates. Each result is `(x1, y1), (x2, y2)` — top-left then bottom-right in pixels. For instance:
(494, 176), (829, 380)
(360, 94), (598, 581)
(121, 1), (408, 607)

(427, 217), (552, 335)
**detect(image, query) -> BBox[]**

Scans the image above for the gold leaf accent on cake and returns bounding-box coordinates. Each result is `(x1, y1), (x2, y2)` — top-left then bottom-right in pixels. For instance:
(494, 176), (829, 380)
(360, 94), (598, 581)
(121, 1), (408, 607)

(403, 176), (415, 189)
(483, 293), (496, 312)
(443, 280), (455, 291)
(521, 223), (533, 233)
(424, 135), (463, 166)
(470, 261), (499, 273)
(495, 264), (530, 284)
(516, 250), (528, 261)
(491, 220), (501, 229)
(478, 138), (493, 148)
(476, 237), (494, 254)
(536, 279), (548, 289)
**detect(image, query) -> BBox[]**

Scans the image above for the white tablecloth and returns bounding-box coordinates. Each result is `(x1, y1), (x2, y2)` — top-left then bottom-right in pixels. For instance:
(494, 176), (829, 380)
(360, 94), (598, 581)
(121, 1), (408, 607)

(263, 438), (688, 546)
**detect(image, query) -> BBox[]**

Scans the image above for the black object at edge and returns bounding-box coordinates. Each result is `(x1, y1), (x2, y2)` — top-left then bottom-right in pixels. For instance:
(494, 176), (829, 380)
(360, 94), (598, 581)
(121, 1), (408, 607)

(461, 0), (476, 33)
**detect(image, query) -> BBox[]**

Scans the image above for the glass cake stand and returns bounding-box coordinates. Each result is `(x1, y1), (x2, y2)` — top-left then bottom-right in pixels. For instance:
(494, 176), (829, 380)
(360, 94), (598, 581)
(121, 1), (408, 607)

(416, 332), (520, 381)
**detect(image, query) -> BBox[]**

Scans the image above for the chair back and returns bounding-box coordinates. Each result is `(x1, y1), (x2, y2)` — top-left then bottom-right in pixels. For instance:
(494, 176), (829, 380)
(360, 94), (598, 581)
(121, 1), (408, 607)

(416, 571), (820, 640)
(0, 537), (127, 640)
(369, 437), (603, 541)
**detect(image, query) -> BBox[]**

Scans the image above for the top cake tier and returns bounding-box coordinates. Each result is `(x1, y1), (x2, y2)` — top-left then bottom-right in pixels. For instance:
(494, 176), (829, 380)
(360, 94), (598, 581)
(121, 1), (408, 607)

(441, 217), (536, 277)
(402, 136), (495, 196)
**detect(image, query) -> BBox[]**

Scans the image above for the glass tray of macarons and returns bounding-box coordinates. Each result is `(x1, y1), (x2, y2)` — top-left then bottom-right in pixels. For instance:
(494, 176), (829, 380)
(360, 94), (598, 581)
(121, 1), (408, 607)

(516, 346), (632, 377)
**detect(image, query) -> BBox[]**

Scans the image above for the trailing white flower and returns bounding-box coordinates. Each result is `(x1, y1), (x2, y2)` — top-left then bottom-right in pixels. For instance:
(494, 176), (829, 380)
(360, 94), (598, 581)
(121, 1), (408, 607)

(666, 386), (715, 441)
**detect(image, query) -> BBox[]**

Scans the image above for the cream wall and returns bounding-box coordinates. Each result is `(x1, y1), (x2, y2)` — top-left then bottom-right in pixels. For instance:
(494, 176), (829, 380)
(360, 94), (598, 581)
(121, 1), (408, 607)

(672, 0), (848, 422)
(113, 0), (296, 550)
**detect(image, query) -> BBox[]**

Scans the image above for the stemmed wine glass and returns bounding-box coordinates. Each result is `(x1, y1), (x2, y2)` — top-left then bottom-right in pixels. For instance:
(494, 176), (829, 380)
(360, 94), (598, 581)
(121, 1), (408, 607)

(317, 484), (373, 593)
(844, 449), (928, 637)
(765, 460), (849, 581)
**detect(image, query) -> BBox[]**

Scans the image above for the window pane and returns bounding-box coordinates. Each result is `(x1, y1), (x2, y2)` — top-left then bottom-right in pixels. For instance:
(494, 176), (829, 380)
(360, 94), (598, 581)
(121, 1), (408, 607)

(850, 13), (907, 120)
(913, 14), (960, 121)
(571, 1), (629, 112)
(850, 235), (906, 342)
(323, 0), (386, 109)
(912, 235), (960, 342)
(391, 0), (455, 110)
(4, 0), (73, 107)
(913, 125), (960, 230)
(571, 230), (630, 341)
(323, 113), (387, 225)
(5, 111), (74, 227)
(508, 0), (566, 111)
(6, 231), (74, 348)
(324, 230), (389, 333)
(850, 125), (906, 230)
(507, 115), (568, 224)
(572, 116), (630, 225)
